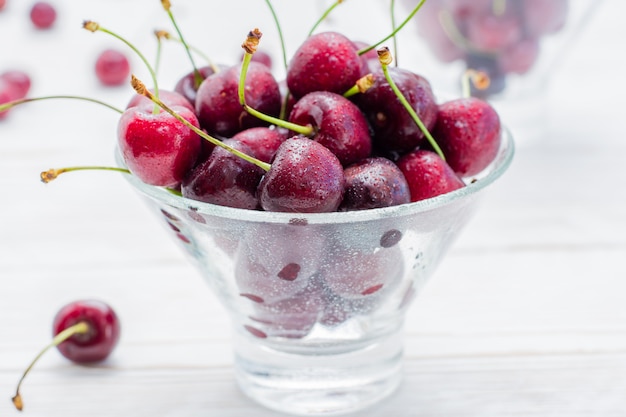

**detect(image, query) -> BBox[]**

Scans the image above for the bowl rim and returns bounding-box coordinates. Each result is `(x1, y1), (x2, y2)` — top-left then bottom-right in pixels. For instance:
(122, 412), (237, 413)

(117, 127), (514, 225)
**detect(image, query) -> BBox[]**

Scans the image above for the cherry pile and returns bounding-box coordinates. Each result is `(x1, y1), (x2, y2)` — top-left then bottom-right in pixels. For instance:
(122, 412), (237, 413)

(405, 0), (569, 96)
(116, 24), (502, 214)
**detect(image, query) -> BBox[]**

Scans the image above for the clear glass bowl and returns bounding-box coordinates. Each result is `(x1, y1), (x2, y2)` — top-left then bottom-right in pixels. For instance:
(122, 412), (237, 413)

(117, 128), (514, 416)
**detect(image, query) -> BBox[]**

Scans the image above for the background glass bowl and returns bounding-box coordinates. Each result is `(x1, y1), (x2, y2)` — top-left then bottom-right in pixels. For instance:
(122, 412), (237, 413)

(116, 128), (514, 416)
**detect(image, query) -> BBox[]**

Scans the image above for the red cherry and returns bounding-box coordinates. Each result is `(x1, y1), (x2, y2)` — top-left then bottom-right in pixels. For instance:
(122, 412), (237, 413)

(257, 136), (345, 213)
(432, 97), (501, 177)
(117, 105), (202, 187)
(0, 79), (19, 120)
(125, 89), (194, 113)
(12, 299), (120, 411)
(1, 70), (32, 98)
(173, 65), (220, 105)
(95, 49), (131, 86)
(0, 0), (7, 11)
(30, 2), (57, 29)
(396, 149), (465, 202)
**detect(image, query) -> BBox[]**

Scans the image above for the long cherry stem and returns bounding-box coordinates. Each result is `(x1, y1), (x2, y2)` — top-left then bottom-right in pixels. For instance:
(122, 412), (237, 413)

(156, 30), (219, 73)
(12, 322), (90, 411)
(390, 0), (399, 67)
(239, 29), (313, 136)
(161, 0), (203, 88)
(308, 0), (344, 37)
(378, 47), (445, 160)
(40, 166), (131, 183)
(358, 0), (426, 56)
(0, 95), (123, 114)
(83, 21), (160, 113)
(131, 75), (271, 172)
(263, 0), (288, 71)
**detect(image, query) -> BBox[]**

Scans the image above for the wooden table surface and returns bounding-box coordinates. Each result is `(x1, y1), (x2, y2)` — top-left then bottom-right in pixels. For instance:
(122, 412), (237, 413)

(1, 1), (625, 416)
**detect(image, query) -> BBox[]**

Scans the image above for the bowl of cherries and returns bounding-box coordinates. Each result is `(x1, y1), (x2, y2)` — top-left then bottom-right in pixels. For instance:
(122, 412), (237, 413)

(3, 1), (514, 415)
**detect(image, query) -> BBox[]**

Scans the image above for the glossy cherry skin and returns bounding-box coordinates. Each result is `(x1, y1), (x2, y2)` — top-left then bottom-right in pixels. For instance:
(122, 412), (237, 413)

(195, 62), (281, 138)
(288, 91), (372, 166)
(53, 300), (121, 363)
(181, 139), (264, 210)
(286, 31), (363, 100)
(258, 136), (345, 213)
(355, 67), (438, 154)
(433, 97), (501, 177)
(396, 149), (465, 202)
(231, 126), (287, 163)
(125, 89), (194, 113)
(30, 2), (56, 29)
(117, 105), (202, 188)
(339, 157), (411, 211)
(173, 65), (220, 105)
(95, 49), (130, 86)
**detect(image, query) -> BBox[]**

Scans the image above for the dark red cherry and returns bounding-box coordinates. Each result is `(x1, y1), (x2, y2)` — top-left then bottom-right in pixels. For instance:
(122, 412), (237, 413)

(231, 126), (287, 163)
(173, 65), (220, 105)
(195, 62), (281, 138)
(258, 136), (345, 213)
(52, 299), (121, 363)
(432, 97), (501, 177)
(12, 299), (120, 411)
(181, 139), (265, 210)
(339, 157), (411, 211)
(117, 105), (202, 187)
(355, 66), (438, 154)
(30, 2), (56, 29)
(288, 91), (372, 166)
(95, 49), (130, 86)
(396, 149), (465, 202)
(286, 31), (363, 100)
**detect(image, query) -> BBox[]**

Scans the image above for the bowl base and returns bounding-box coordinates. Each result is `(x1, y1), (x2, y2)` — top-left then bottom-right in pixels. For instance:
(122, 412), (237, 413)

(233, 326), (404, 416)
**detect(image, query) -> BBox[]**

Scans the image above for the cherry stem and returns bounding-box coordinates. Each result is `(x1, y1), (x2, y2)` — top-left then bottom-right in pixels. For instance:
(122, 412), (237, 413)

(239, 30), (313, 136)
(0, 95), (124, 114)
(390, 0), (399, 67)
(492, 0), (507, 16)
(263, 0), (288, 71)
(461, 69), (491, 98)
(156, 30), (219, 74)
(40, 166), (131, 183)
(131, 75), (271, 172)
(358, 0), (426, 56)
(342, 73), (375, 98)
(161, 0), (203, 89)
(83, 21), (161, 113)
(153, 31), (164, 77)
(12, 322), (90, 411)
(308, 0), (343, 37)
(378, 47), (445, 160)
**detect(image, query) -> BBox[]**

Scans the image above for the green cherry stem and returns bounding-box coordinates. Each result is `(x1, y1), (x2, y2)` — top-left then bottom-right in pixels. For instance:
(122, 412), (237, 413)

(40, 166), (131, 183)
(161, 0), (203, 88)
(239, 29), (313, 136)
(11, 322), (90, 411)
(0, 95), (123, 114)
(83, 20), (161, 113)
(342, 73), (375, 98)
(131, 75), (271, 172)
(461, 69), (491, 98)
(358, 0), (426, 56)
(390, 0), (399, 67)
(263, 0), (288, 71)
(153, 30), (164, 77)
(378, 47), (445, 160)
(156, 30), (219, 73)
(308, 0), (344, 36)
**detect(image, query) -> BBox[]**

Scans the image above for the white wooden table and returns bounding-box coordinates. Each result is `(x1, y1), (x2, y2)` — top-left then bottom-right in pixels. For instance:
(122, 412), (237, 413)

(1, 1), (625, 416)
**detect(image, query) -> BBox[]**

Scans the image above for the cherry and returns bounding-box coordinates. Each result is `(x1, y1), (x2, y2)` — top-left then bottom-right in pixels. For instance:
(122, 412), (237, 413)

(432, 96), (501, 177)
(466, 13), (523, 51)
(258, 136), (345, 213)
(286, 31), (363, 100)
(0, 79), (19, 120)
(0, 0), (6, 11)
(396, 149), (465, 202)
(354, 66), (438, 154)
(125, 88), (194, 113)
(117, 104), (202, 188)
(11, 299), (120, 411)
(95, 49), (131, 86)
(195, 61), (281, 138)
(339, 157), (411, 211)
(498, 37), (539, 75)
(173, 65), (219, 105)
(287, 90), (372, 166)
(1, 70), (32, 98)
(30, 2), (57, 29)
(181, 138), (265, 210)
(230, 126), (287, 164)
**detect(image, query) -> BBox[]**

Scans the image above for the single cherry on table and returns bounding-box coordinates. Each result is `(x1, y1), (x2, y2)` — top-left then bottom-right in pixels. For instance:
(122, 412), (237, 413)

(11, 299), (121, 411)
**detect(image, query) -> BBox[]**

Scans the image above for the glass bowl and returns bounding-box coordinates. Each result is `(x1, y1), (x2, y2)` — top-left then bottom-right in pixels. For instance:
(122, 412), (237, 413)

(116, 128), (514, 416)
